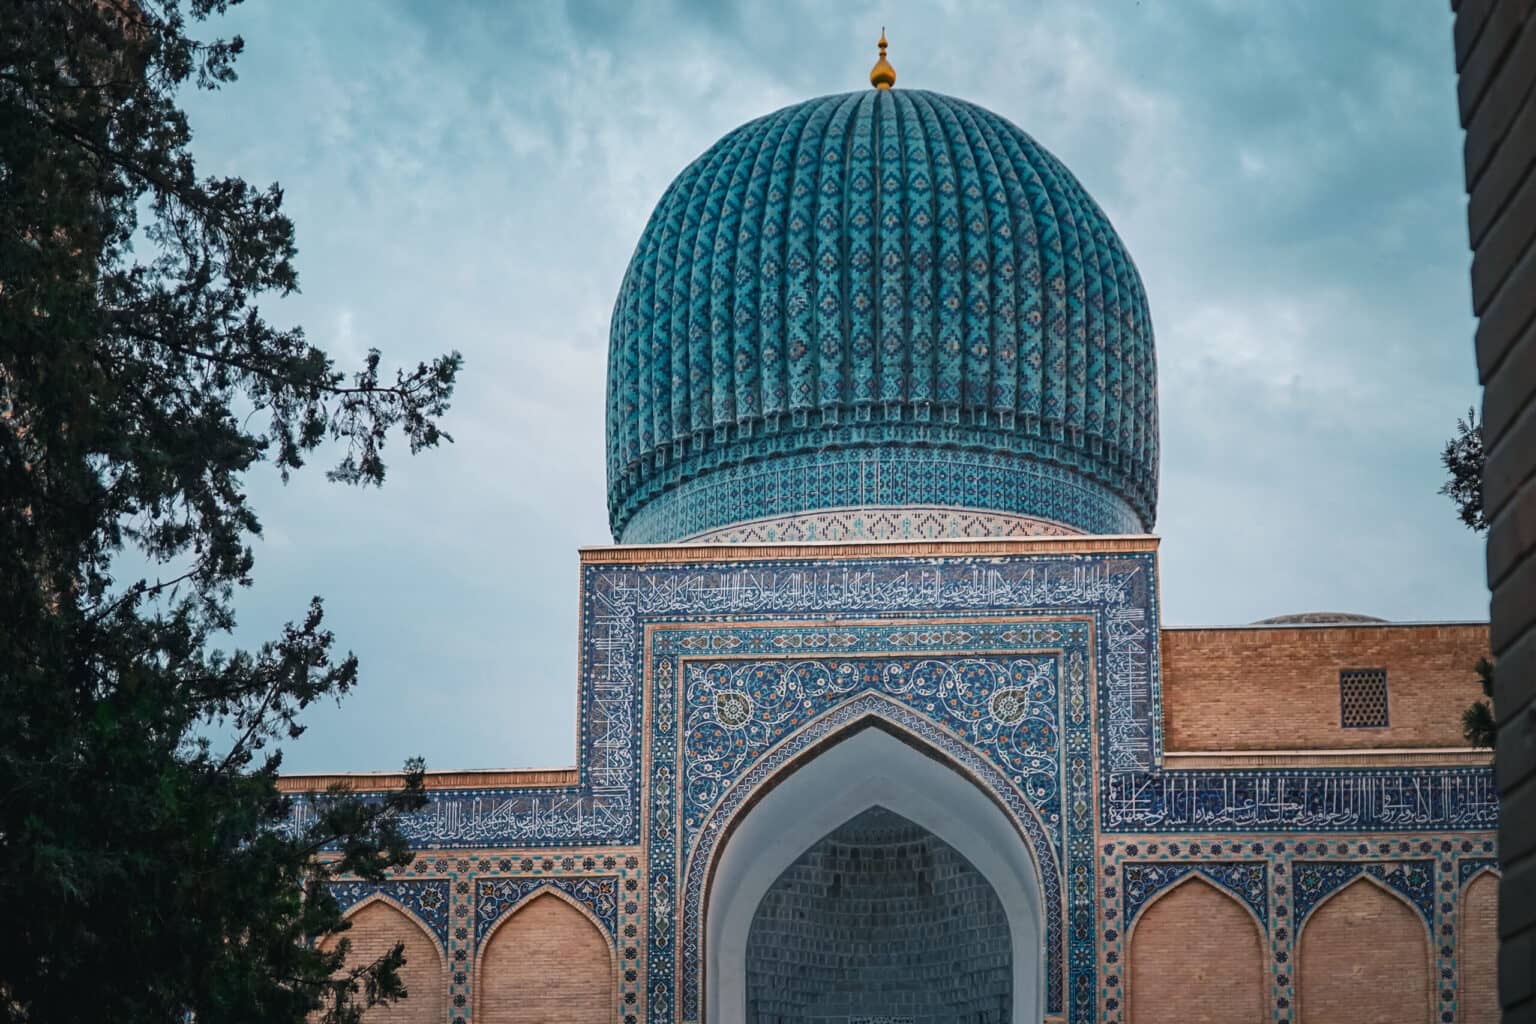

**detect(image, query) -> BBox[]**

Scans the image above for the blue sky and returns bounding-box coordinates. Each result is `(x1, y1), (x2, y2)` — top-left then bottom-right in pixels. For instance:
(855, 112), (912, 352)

(179, 1), (1486, 773)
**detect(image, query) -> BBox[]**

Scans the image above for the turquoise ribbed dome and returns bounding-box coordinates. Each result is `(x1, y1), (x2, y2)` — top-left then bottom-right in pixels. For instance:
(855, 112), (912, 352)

(606, 89), (1158, 543)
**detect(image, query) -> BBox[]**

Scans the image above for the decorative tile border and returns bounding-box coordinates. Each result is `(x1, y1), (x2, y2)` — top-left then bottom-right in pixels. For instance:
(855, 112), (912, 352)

(1099, 833), (1497, 1024)
(294, 548), (1501, 1024)
(328, 878), (452, 951)
(1120, 861), (1267, 927)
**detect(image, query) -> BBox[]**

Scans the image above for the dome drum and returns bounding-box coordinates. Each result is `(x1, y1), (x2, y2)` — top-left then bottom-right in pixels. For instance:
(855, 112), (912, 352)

(606, 88), (1158, 542)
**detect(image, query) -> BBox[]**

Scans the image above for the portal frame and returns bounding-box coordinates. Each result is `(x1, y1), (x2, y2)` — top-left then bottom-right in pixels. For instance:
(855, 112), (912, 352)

(702, 723), (1046, 1023)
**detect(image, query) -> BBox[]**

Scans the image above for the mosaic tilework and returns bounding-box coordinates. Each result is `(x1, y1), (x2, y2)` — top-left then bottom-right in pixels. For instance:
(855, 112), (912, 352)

(652, 631), (1079, 1021)
(328, 878), (452, 951)
(473, 874), (620, 953)
(683, 504), (1080, 544)
(604, 549), (1157, 1024)
(1101, 767), (1499, 834)
(1460, 856), (1500, 888)
(1293, 859), (1435, 927)
(290, 548), (1500, 1024)
(1098, 834), (1497, 1024)
(605, 88), (1159, 540)
(618, 445), (1144, 544)
(1120, 861), (1267, 927)
(395, 850), (644, 1024)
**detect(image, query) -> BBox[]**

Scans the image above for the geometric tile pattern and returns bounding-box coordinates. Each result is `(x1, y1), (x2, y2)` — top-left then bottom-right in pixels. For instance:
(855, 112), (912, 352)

(621, 446), (1143, 543)
(326, 878), (452, 951)
(605, 89), (1159, 541)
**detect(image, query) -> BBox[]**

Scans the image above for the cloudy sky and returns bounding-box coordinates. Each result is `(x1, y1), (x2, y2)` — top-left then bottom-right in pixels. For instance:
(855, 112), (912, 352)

(179, 1), (1486, 774)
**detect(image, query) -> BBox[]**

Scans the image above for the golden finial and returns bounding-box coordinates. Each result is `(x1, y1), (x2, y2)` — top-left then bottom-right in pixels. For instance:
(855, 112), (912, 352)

(870, 28), (895, 89)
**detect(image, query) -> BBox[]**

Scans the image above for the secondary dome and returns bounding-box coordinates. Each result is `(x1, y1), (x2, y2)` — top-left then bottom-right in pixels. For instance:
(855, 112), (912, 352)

(606, 88), (1158, 543)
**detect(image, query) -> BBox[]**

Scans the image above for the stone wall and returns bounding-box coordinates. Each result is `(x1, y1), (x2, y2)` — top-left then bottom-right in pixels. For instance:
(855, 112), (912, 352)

(1161, 623), (1490, 751)
(1451, 0), (1536, 1019)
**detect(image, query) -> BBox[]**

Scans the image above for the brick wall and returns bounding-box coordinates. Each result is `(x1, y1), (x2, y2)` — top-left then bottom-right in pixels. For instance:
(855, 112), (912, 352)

(1297, 879), (1431, 1023)
(1127, 877), (1264, 1024)
(1466, 871), (1503, 1024)
(477, 893), (613, 1024)
(1451, 0), (1536, 1018)
(1161, 624), (1489, 751)
(318, 900), (446, 1024)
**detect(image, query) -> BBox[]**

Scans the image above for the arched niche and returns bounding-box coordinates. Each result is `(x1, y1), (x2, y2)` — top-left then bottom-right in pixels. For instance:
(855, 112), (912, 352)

(318, 896), (446, 1024)
(474, 889), (616, 1024)
(1127, 875), (1265, 1024)
(1298, 875), (1432, 1024)
(746, 805), (1012, 1020)
(703, 722), (1046, 1023)
(1460, 869), (1500, 1024)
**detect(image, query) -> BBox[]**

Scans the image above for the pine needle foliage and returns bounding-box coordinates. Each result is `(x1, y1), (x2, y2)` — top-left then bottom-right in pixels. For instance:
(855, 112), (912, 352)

(1, 2), (461, 1020)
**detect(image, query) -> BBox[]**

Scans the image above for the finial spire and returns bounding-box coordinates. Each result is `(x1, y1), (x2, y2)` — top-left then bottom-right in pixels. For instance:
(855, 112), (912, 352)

(870, 28), (895, 89)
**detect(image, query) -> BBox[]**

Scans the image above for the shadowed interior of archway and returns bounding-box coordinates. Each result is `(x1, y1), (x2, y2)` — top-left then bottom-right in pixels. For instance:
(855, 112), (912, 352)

(744, 805), (1011, 1023)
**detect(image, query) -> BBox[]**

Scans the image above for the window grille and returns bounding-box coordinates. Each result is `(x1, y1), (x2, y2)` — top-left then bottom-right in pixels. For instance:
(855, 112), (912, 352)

(1339, 668), (1389, 728)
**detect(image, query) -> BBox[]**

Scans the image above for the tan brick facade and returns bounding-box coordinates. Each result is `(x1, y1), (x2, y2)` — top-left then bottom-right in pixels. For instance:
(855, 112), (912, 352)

(476, 893), (614, 1024)
(1127, 877), (1265, 1024)
(1297, 878), (1432, 1023)
(1162, 623), (1490, 751)
(320, 899), (447, 1024)
(286, 543), (1498, 1022)
(1462, 871), (1501, 1024)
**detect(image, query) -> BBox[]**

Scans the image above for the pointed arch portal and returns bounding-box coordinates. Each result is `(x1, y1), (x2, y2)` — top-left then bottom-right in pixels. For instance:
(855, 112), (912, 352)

(703, 724), (1046, 1023)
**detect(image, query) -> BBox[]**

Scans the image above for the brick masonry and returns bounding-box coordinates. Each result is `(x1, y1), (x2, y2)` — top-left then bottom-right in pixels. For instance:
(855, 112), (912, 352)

(1161, 623), (1490, 751)
(1127, 877), (1265, 1024)
(318, 899), (447, 1024)
(1451, 1), (1536, 1019)
(745, 807), (1011, 1023)
(476, 893), (614, 1024)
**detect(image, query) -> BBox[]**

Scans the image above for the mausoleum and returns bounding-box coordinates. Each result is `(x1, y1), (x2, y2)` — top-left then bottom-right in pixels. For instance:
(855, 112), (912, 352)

(285, 39), (1499, 1024)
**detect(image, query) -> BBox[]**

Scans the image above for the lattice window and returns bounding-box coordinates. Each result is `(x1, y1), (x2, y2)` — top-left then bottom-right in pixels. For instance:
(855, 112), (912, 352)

(1339, 668), (1389, 728)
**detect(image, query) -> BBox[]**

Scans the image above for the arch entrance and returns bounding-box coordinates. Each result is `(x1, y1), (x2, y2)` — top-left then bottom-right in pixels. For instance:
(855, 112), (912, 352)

(703, 724), (1045, 1024)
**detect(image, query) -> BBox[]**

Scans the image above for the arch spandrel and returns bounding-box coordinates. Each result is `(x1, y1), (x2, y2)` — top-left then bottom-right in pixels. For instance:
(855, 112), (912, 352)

(1125, 876), (1265, 1024)
(1297, 875), (1433, 1024)
(666, 669), (1075, 1019)
(697, 712), (1051, 1024)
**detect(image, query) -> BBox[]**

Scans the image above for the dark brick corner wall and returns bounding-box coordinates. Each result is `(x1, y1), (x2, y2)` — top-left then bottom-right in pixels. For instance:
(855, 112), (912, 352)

(1451, 0), (1536, 1020)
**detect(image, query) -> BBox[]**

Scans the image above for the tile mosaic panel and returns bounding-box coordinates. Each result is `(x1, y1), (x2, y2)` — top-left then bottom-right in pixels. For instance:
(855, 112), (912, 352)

(473, 875), (620, 952)
(1292, 859), (1435, 927)
(604, 90), (1160, 541)
(295, 548), (1499, 1024)
(327, 878), (452, 951)
(1120, 860), (1267, 927)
